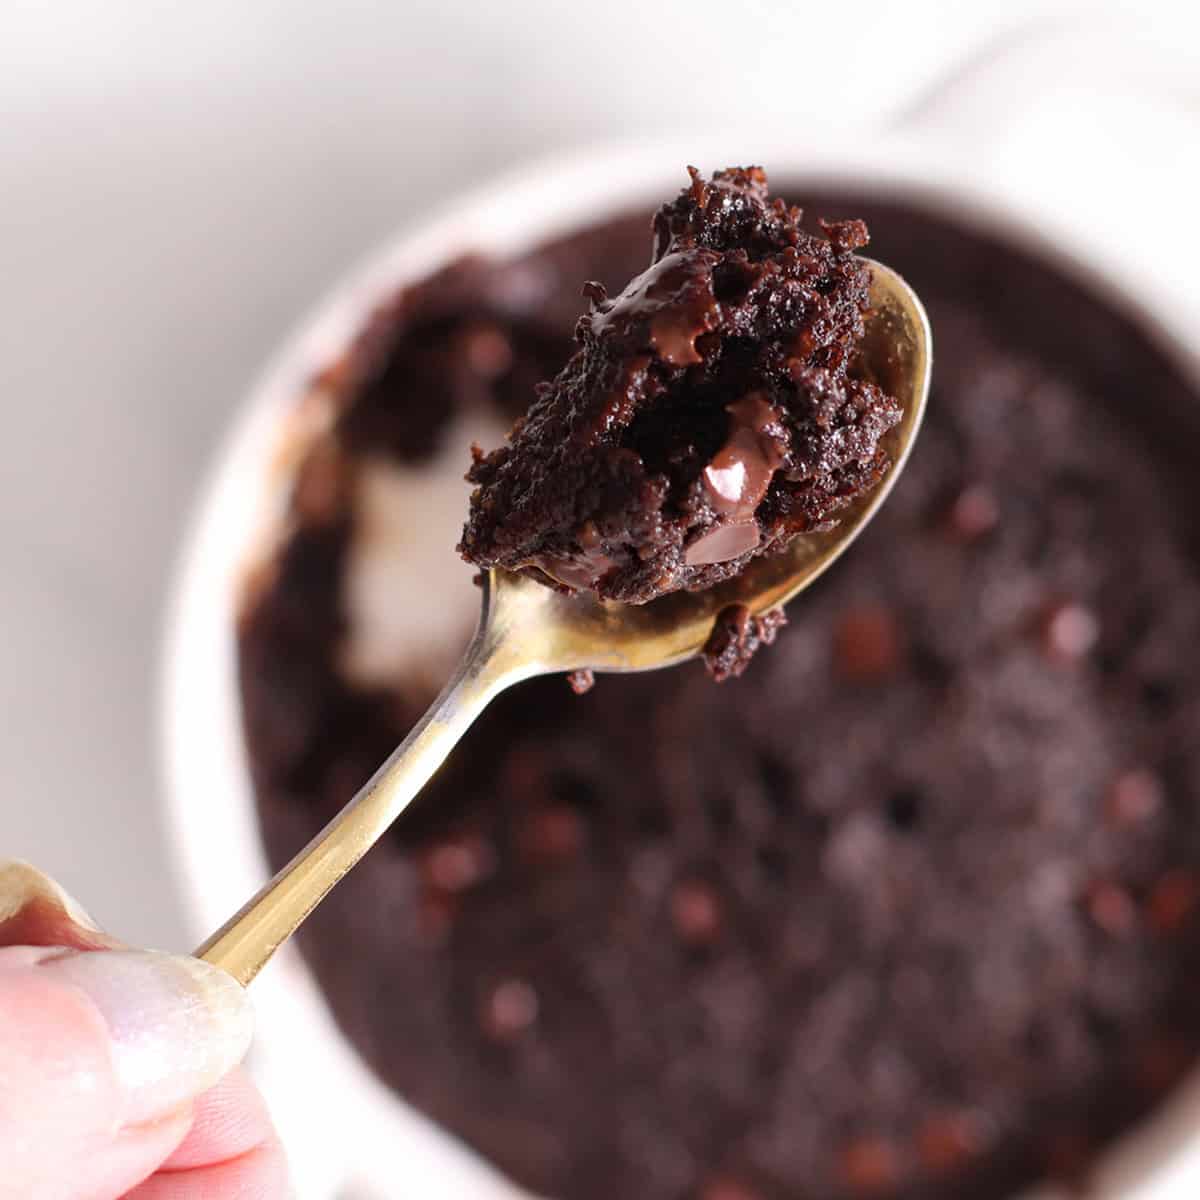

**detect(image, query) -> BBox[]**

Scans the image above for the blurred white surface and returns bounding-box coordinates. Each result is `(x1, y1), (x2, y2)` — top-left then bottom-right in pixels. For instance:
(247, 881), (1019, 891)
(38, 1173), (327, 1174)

(0, 0), (1198, 1181)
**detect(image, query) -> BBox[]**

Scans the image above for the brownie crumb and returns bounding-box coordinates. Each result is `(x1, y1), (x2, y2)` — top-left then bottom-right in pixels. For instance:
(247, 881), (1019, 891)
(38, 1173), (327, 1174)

(566, 668), (595, 694)
(459, 167), (902, 604)
(702, 604), (787, 680)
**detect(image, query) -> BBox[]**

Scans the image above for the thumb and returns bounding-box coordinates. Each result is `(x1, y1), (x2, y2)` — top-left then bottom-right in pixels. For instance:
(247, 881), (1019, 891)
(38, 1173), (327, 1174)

(0, 864), (254, 1200)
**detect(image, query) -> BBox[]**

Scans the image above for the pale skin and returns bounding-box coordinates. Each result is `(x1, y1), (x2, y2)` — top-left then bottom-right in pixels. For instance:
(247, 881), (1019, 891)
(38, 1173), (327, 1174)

(0, 863), (289, 1200)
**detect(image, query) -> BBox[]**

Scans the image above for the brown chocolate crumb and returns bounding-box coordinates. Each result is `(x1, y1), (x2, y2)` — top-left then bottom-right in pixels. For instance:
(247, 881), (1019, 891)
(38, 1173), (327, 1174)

(482, 978), (539, 1041)
(703, 605), (787, 681)
(420, 832), (496, 893)
(945, 483), (999, 541)
(1039, 600), (1099, 663)
(838, 1136), (900, 1195)
(917, 1112), (985, 1175)
(1085, 880), (1138, 937)
(819, 217), (870, 252)
(1147, 870), (1200, 934)
(670, 880), (724, 946)
(834, 605), (903, 681)
(1106, 769), (1163, 827)
(567, 668), (596, 695)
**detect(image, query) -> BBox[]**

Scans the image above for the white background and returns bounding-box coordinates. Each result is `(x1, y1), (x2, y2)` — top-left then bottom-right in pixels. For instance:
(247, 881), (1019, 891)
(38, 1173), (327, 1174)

(1, 0), (1197, 980)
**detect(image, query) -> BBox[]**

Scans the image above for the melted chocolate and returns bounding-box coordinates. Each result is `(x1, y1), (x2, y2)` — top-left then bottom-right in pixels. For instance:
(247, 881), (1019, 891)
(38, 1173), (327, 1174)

(527, 544), (618, 591)
(589, 248), (719, 367)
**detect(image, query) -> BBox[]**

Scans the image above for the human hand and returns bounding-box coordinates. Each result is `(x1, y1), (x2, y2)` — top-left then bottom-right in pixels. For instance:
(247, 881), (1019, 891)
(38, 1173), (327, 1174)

(0, 861), (289, 1199)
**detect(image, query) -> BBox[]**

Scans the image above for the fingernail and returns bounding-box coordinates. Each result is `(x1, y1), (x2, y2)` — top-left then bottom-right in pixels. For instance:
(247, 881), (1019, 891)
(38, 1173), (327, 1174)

(0, 860), (103, 933)
(41, 950), (254, 1126)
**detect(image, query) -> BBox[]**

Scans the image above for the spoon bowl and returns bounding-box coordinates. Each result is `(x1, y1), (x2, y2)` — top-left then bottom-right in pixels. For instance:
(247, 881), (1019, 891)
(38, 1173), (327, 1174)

(196, 259), (932, 985)
(504, 259), (932, 676)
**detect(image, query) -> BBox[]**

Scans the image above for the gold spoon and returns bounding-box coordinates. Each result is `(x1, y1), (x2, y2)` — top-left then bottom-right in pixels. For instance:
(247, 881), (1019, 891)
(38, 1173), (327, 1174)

(197, 261), (932, 986)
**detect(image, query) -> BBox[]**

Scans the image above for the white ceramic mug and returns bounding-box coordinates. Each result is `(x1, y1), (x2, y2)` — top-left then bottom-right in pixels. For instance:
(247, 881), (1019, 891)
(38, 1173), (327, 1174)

(161, 35), (1200, 1199)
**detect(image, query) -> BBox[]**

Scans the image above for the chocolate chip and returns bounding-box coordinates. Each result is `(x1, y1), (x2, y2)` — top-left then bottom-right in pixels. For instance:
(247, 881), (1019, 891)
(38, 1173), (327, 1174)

(699, 1177), (762, 1200)
(421, 832), (496, 893)
(566, 669), (596, 695)
(521, 806), (586, 864)
(670, 880), (723, 946)
(482, 978), (539, 1041)
(834, 606), (903, 681)
(1084, 880), (1137, 937)
(1038, 600), (1099, 663)
(1147, 870), (1200, 934)
(837, 1136), (899, 1194)
(1106, 769), (1164, 827)
(945, 484), (999, 542)
(917, 1112), (984, 1175)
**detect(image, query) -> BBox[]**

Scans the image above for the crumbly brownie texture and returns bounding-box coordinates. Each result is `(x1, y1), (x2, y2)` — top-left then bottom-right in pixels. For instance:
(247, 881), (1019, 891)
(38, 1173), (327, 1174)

(240, 196), (1200, 1200)
(458, 168), (902, 603)
(702, 604), (787, 681)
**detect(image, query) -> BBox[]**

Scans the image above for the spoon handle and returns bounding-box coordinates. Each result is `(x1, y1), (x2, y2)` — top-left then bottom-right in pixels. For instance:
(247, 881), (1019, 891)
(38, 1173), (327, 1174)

(195, 598), (521, 987)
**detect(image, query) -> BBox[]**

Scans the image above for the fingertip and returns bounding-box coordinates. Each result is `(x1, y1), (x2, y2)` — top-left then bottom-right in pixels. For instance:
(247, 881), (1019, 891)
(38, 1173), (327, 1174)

(124, 1139), (291, 1200)
(127, 1069), (289, 1199)
(158, 1068), (280, 1172)
(38, 949), (254, 1126)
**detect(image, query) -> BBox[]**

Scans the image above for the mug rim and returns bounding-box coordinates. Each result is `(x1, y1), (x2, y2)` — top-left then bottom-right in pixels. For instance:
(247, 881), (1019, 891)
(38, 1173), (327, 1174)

(159, 131), (1200, 1200)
